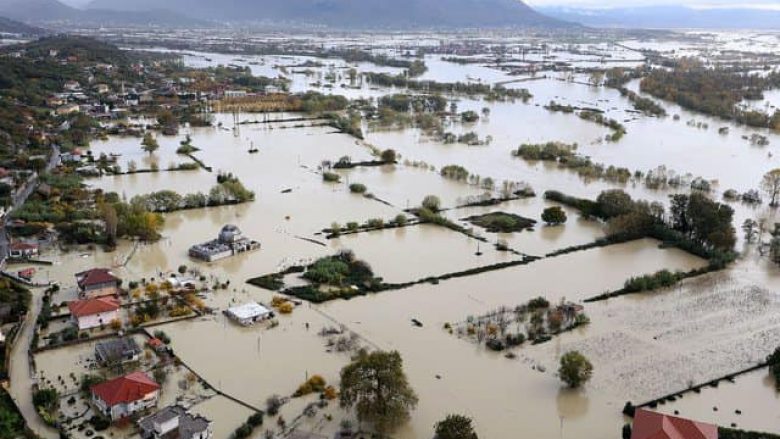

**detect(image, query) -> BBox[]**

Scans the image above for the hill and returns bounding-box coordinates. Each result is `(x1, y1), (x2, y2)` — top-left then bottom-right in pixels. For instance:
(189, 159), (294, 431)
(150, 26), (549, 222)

(85, 0), (569, 28)
(540, 5), (780, 30)
(0, 0), (203, 26)
(0, 15), (47, 34)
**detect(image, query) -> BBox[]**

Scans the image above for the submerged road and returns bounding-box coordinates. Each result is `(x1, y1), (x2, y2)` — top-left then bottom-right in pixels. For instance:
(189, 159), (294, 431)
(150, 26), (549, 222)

(5, 144), (61, 438)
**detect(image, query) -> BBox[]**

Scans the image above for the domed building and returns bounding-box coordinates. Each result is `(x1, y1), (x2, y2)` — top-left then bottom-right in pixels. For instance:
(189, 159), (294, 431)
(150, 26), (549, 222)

(189, 224), (260, 262)
(218, 224), (243, 244)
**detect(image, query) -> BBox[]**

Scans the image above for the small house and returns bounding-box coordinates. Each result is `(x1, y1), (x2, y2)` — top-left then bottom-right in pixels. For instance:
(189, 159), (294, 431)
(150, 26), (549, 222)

(68, 296), (120, 330)
(147, 338), (166, 353)
(76, 268), (120, 299)
(138, 405), (212, 439)
(91, 371), (160, 421)
(95, 337), (142, 366)
(224, 302), (273, 326)
(631, 409), (718, 439)
(8, 241), (39, 259)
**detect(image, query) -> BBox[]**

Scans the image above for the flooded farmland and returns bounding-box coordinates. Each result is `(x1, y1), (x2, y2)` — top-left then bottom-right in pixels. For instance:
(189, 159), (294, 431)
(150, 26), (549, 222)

(7, 28), (780, 439)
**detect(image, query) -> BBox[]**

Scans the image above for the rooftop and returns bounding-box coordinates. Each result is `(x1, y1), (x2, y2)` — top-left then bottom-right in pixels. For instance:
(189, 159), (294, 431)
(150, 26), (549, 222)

(631, 409), (718, 439)
(226, 302), (272, 320)
(91, 371), (160, 407)
(138, 405), (211, 439)
(95, 337), (141, 363)
(68, 296), (120, 318)
(76, 268), (119, 288)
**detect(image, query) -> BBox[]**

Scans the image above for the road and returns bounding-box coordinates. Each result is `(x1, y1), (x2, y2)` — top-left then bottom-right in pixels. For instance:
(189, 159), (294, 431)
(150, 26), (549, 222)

(4, 144), (61, 439)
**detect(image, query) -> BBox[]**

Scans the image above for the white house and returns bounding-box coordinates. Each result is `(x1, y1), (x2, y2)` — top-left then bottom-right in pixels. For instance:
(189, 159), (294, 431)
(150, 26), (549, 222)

(138, 405), (212, 439)
(91, 372), (160, 421)
(224, 302), (273, 326)
(68, 296), (120, 330)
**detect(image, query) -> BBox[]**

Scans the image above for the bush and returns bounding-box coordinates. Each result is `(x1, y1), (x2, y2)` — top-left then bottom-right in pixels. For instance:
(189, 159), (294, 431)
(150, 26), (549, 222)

(247, 412), (264, 427)
(558, 351), (593, 388)
(422, 195), (442, 212)
(323, 172), (340, 183)
(381, 149), (397, 163)
(349, 183), (367, 194)
(541, 206), (567, 225)
(346, 222), (359, 232)
(395, 214), (408, 226)
(293, 375), (327, 397)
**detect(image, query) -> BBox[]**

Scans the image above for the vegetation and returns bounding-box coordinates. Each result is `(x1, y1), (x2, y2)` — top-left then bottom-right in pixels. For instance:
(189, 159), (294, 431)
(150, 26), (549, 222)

(340, 350), (418, 434)
(293, 375), (327, 397)
(441, 165), (470, 181)
(422, 195), (442, 212)
(623, 269), (685, 293)
(640, 59), (780, 129)
(558, 351), (593, 388)
(434, 414), (479, 439)
(0, 388), (27, 438)
(231, 412), (264, 439)
(513, 142), (632, 184)
(762, 169), (780, 206)
(349, 183), (367, 194)
(323, 171), (341, 183)
(767, 347), (780, 390)
(365, 72), (532, 102)
(541, 206), (567, 226)
(141, 132), (160, 154)
(465, 212), (536, 233)
(302, 251), (376, 288)
(719, 428), (780, 439)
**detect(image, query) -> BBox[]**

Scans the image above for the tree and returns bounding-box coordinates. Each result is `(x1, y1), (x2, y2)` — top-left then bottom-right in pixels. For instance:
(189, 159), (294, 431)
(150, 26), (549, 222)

(141, 132), (159, 155)
(434, 414), (478, 439)
(381, 149), (397, 163)
(541, 206), (567, 226)
(558, 351), (593, 388)
(597, 189), (634, 219)
(762, 169), (780, 207)
(422, 195), (441, 212)
(742, 219), (758, 243)
(340, 350), (418, 434)
(101, 204), (118, 246)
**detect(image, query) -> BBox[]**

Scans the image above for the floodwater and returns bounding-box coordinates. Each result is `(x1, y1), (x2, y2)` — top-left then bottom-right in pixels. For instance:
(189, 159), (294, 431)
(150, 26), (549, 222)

(24, 33), (780, 437)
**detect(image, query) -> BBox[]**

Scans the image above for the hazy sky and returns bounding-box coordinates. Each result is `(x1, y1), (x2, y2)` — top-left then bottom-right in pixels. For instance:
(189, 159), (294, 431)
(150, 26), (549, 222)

(60, 0), (780, 9)
(525, 0), (780, 8)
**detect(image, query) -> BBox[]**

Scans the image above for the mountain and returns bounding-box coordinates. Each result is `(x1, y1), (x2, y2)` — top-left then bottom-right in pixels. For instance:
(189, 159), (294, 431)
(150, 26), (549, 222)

(85, 0), (569, 28)
(0, 15), (47, 34)
(0, 0), (204, 26)
(539, 5), (780, 30)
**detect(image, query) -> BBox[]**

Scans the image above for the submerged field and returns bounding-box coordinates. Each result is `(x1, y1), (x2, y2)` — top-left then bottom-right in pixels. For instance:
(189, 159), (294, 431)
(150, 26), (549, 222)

(15, 33), (780, 438)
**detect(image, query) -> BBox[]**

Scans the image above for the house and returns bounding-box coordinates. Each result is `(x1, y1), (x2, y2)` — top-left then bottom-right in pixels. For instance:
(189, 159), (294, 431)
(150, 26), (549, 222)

(76, 268), (120, 299)
(68, 296), (120, 330)
(631, 409), (718, 439)
(224, 90), (247, 99)
(91, 371), (160, 421)
(95, 337), (142, 366)
(188, 225), (260, 262)
(147, 338), (166, 353)
(56, 104), (80, 116)
(224, 302), (273, 326)
(8, 241), (39, 259)
(138, 405), (212, 439)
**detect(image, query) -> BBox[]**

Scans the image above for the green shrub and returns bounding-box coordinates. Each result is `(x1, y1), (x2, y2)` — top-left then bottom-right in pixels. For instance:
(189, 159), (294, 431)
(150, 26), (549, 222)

(349, 183), (367, 194)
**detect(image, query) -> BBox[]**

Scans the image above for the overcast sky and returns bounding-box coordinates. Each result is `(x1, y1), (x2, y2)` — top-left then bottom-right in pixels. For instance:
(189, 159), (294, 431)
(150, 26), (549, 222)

(525, 0), (780, 8)
(60, 0), (780, 9)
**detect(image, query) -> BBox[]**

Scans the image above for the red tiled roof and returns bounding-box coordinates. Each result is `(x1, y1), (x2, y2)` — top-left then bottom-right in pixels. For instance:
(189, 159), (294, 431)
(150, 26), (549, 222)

(632, 409), (718, 439)
(91, 371), (160, 407)
(10, 242), (38, 251)
(76, 268), (119, 288)
(147, 338), (163, 348)
(68, 296), (120, 318)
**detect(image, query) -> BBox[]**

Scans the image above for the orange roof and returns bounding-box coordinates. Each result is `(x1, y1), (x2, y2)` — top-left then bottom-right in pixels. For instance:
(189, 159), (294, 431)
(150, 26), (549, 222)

(10, 242), (38, 251)
(147, 338), (163, 347)
(68, 296), (120, 318)
(91, 371), (160, 406)
(632, 409), (718, 439)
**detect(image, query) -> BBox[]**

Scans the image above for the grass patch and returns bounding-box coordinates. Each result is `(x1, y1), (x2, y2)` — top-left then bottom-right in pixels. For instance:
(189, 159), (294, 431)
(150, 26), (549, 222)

(464, 212), (536, 233)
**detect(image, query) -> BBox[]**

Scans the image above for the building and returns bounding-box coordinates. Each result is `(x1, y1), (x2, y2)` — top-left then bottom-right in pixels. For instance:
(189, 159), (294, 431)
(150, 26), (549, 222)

(95, 337), (142, 367)
(138, 405), (212, 439)
(631, 409), (718, 439)
(188, 225), (260, 262)
(8, 241), (39, 259)
(224, 302), (273, 326)
(76, 268), (120, 299)
(224, 90), (247, 98)
(68, 296), (120, 330)
(91, 371), (160, 421)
